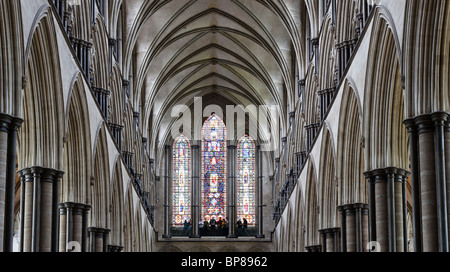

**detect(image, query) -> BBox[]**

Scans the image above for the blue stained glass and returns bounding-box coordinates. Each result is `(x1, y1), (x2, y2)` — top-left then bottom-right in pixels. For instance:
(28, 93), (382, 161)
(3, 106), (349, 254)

(201, 114), (227, 223)
(173, 135), (191, 225)
(237, 135), (256, 225)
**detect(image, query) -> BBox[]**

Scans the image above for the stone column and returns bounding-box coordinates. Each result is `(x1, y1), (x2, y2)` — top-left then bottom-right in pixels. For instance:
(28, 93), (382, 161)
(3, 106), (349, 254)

(337, 203), (369, 252)
(59, 204), (67, 252)
(364, 168), (409, 252)
(163, 145), (171, 238)
(82, 205), (91, 252)
(18, 172), (25, 252)
(432, 112), (449, 251)
(0, 113), (23, 252)
(59, 202), (90, 252)
(404, 112), (449, 252)
(227, 145), (237, 238)
(190, 144), (201, 238)
(72, 203), (85, 251)
(17, 167), (64, 252)
(88, 227), (110, 252)
(404, 117), (423, 252)
(319, 228), (341, 252)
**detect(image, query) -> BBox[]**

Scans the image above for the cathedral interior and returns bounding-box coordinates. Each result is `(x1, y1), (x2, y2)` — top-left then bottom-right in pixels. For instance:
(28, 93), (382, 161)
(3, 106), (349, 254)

(0, 0), (449, 253)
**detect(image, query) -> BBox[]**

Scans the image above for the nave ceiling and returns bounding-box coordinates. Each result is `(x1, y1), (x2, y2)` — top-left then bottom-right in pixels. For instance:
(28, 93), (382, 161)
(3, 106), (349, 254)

(122, 0), (306, 146)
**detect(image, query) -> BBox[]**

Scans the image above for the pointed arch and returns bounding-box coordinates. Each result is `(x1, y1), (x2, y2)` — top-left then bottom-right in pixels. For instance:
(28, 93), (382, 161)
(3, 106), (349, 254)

(91, 123), (110, 229)
(70, 0), (92, 41)
(135, 208), (143, 252)
(110, 158), (125, 247)
(318, 125), (338, 229)
(62, 74), (92, 204)
(335, 0), (358, 43)
(364, 8), (409, 171)
(0, 0), (23, 116)
(304, 65), (320, 126)
(318, 14), (337, 91)
(123, 181), (135, 252)
(201, 114), (227, 222)
(337, 79), (366, 205)
(304, 159), (319, 246)
(19, 6), (64, 170)
(293, 183), (306, 252)
(109, 63), (125, 125)
(91, 15), (109, 89)
(403, 0), (450, 116)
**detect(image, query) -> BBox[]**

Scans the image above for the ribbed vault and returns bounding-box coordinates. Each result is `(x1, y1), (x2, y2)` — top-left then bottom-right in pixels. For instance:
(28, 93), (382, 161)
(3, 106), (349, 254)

(123, 0), (303, 146)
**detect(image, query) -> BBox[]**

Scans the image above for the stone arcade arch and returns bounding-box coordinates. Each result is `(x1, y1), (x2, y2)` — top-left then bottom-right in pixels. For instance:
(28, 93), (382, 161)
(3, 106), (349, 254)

(363, 8), (410, 252)
(110, 158), (125, 250)
(318, 125), (338, 230)
(304, 159), (319, 249)
(337, 79), (366, 206)
(91, 124), (111, 230)
(62, 75), (92, 204)
(17, 6), (65, 253)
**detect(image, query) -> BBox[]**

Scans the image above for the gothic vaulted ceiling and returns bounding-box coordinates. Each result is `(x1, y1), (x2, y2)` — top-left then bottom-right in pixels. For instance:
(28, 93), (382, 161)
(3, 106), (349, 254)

(123, 0), (305, 146)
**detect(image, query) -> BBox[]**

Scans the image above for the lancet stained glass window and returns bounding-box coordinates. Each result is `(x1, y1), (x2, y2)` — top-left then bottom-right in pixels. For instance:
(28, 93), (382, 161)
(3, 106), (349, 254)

(173, 135), (191, 225)
(237, 135), (256, 225)
(202, 114), (227, 223)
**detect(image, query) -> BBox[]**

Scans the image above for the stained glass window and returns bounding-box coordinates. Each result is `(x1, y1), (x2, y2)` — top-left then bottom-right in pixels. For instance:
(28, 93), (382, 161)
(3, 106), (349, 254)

(201, 114), (227, 223)
(173, 135), (191, 225)
(237, 135), (256, 225)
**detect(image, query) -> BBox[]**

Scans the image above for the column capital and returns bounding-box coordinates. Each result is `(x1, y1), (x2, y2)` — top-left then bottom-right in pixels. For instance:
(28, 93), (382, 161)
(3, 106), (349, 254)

(431, 111), (449, 124)
(64, 202), (75, 209)
(83, 204), (92, 214)
(331, 227), (341, 234)
(365, 167), (410, 183)
(0, 113), (24, 133)
(414, 114), (435, 134)
(23, 167), (65, 183)
(59, 203), (67, 213)
(403, 117), (417, 132)
(73, 203), (87, 215)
